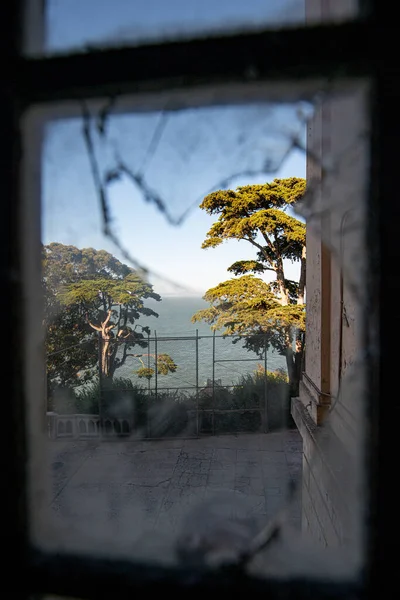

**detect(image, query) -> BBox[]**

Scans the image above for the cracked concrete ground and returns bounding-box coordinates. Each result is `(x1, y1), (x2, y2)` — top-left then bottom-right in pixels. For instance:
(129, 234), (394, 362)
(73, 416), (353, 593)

(45, 430), (302, 557)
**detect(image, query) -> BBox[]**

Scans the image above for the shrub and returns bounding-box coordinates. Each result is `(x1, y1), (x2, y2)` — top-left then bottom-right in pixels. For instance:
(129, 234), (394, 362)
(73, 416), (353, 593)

(198, 368), (292, 433)
(147, 393), (190, 437)
(49, 368), (292, 436)
(74, 377), (148, 423)
(48, 384), (77, 414)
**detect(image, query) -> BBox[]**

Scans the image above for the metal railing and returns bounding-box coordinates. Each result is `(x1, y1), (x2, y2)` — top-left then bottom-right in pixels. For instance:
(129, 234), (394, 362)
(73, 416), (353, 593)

(47, 332), (290, 439)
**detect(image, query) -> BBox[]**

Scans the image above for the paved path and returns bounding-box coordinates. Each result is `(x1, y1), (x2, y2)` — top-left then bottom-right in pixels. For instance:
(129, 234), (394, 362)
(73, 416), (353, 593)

(46, 430), (302, 560)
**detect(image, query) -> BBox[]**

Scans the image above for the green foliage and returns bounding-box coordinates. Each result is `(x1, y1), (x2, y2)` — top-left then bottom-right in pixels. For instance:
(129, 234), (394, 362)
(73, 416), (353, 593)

(192, 275), (305, 356)
(59, 273), (160, 314)
(65, 377), (150, 429)
(255, 364), (289, 383)
(44, 242), (131, 285)
(200, 178), (306, 267)
(147, 394), (190, 437)
(194, 178), (307, 395)
(155, 354), (178, 375)
(50, 370), (292, 437)
(73, 377), (140, 414)
(134, 353), (178, 379)
(43, 243), (176, 383)
(197, 368), (292, 433)
(44, 243), (176, 411)
(59, 267), (161, 381)
(136, 367), (155, 380)
(43, 246), (100, 395)
(228, 260), (267, 275)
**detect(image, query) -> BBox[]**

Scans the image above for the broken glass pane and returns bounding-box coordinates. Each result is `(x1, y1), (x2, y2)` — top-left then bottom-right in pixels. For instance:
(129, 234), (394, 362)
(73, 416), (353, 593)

(25, 0), (360, 56)
(23, 77), (369, 582)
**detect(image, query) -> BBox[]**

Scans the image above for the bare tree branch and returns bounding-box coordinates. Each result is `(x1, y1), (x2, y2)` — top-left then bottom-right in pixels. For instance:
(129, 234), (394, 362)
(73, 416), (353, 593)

(87, 319), (101, 332)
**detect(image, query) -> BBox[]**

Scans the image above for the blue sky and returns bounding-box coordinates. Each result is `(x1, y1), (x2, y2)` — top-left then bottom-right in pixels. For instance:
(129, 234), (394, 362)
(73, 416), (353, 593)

(46, 0), (304, 53)
(42, 2), (307, 298)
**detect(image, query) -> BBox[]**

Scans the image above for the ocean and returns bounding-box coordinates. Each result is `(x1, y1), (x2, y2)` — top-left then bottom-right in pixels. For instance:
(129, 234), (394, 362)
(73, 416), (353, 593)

(117, 296), (286, 390)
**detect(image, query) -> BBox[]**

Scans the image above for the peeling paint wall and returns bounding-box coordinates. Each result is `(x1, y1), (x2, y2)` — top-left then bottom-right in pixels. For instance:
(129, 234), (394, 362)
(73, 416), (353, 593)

(293, 0), (367, 551)
(304, 104), (322, 389)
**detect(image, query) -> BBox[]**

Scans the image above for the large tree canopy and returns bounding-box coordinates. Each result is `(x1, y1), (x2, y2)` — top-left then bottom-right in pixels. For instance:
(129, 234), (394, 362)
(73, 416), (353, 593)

(44, 243), (176, 393)
(200, 178), (306, 305)
(59, 272), (162, 380)
(193, 178), (306, 394)
(193, 276), (305, 343)
(43, 245), (98, 394)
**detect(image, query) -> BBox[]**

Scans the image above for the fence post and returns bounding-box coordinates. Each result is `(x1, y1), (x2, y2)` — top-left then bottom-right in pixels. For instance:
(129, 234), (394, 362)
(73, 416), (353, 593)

(98, 331), (103, 437)
(154, 330), (158, 403)
(264, 334), (268, 433)
(212, 330), (216, 435)
(195, 329), (199, 436)
(147, 331), (151, 438)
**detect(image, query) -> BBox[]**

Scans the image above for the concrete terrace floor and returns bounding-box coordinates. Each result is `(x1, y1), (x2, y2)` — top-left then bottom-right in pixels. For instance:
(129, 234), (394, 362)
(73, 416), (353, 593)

(47, 430), (302, 555)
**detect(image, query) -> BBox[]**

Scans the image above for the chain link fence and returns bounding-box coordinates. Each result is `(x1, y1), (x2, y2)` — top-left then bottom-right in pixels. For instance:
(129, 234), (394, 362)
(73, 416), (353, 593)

(47, 332), (292, 440)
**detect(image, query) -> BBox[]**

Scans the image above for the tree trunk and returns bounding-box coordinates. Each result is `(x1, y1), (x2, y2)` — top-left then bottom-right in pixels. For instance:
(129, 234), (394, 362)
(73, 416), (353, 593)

(100, 335), (119, 380)
(284, 330), (304, 397)
(100, 337), (110, 378)
(285, 348), (302, 397)
(293, 245), (306, 395)
(298, 245), (306, 305)
(292, 333), (305, 397)
(276, 258), (289, 305)
(284, 328), (295, 394)
(285, 347), (294, 388)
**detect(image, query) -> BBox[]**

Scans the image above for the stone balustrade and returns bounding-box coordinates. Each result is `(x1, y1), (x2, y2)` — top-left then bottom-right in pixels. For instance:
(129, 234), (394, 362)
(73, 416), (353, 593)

(47, 412), (131, 439)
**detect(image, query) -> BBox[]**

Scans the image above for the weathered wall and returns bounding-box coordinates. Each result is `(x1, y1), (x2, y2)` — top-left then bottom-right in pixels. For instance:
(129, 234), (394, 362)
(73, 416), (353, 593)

(294, 90), (366, 549)
(325, 89), (366, 455)
(303, 106), (322, 390)
(293, 0), (367, 552)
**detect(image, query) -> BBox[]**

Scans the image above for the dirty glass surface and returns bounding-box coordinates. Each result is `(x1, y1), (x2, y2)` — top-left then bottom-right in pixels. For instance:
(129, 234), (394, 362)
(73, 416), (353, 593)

(23, 78), (369, 581)
(24, 0), (360, 56)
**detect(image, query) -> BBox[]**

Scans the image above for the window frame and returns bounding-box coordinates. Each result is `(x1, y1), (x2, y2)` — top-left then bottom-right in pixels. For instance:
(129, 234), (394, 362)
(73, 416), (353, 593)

(1, 1), (392, 597)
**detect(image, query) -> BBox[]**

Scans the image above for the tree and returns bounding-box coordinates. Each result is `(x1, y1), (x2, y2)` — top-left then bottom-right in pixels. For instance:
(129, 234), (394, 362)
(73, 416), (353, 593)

(43, 246), (98, 399)
(44, 243), (176, 387)
(192, 178), (306, 395)
(133, 353), (178, 380)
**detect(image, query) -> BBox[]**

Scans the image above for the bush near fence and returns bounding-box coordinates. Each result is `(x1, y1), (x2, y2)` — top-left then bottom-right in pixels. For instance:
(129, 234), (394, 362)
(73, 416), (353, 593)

(49, 369), (293, 437)
(196, 369), (292, 433)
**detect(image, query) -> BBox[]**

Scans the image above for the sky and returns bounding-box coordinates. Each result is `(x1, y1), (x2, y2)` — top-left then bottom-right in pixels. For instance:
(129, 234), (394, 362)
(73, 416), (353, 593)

(45, 0), (304, 53)
(42, 1), (307, 298)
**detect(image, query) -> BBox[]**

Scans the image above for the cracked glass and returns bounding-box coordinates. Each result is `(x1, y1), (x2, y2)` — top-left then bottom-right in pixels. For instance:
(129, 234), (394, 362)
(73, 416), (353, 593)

(22, 72), (370, 582)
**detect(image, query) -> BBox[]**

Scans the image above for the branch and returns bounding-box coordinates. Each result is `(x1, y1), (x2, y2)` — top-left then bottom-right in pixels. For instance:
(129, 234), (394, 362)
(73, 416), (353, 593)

(119, 342), (129, 369)
(102, 309), (112, 331)
(280, 235), (305, 256)
(245, 237), (266, 253)
(126, 353), (145, 367)
(246, 237), (275, 266)
(261, 231), (275, 253)
(116, 305), (122, 335)
(101, 292), (107, 314)
(117, 330), (131, 339)
(87, 317), (101, 332)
